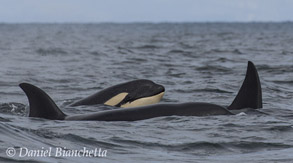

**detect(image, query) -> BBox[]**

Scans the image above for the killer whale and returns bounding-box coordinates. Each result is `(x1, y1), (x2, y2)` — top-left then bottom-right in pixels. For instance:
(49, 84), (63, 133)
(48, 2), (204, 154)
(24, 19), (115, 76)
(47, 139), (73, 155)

(70, 79), (165, 108)
(20, 61), (262, 121)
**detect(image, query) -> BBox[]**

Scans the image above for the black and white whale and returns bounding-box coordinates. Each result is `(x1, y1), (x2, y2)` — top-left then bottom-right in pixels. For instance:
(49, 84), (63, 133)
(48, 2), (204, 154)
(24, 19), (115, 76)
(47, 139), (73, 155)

(70, 79), (165, 108)
(20, 61), (262, 121)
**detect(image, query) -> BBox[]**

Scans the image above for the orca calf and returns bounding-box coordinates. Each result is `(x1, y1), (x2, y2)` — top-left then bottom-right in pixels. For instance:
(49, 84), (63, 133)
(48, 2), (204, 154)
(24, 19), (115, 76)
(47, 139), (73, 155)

(70, 79), (165, 108)
(20, 61), (262, 121)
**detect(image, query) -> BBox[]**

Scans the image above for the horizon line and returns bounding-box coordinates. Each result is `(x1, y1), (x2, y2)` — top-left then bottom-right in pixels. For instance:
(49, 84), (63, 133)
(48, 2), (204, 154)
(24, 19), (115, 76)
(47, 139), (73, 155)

(0, 20), (292, 24)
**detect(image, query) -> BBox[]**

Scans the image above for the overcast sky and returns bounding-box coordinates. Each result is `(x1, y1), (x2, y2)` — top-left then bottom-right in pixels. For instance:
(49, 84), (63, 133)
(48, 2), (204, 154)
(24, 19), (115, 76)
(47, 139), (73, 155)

(0, 0), (292, 23)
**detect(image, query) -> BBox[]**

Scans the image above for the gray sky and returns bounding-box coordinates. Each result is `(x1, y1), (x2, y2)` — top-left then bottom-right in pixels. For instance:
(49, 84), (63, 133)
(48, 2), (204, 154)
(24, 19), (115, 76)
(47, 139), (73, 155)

(0, 0), (292, 23)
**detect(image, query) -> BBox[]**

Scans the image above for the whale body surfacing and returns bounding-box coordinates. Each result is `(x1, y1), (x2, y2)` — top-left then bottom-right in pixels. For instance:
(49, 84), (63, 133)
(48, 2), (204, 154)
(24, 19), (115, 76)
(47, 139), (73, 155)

(70, 79), (165, 108)
(20, 61), (262, 121)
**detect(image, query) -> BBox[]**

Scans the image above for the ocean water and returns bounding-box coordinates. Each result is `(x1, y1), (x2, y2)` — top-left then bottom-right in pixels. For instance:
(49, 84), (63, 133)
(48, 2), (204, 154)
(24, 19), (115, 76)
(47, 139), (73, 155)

(0, 23), (292, 163)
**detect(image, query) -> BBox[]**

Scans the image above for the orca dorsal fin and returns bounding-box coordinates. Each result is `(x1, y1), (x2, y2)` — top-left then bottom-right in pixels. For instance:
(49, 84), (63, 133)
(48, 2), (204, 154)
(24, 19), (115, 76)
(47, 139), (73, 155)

(19, 83), (66, 120)
(228, 61), (262, 110)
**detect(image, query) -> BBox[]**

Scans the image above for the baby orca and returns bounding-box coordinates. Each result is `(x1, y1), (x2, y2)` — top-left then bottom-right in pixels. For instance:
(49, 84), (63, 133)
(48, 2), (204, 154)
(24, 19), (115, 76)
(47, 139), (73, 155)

(20, 61), (262, 121)
(70, 79), (165, 108)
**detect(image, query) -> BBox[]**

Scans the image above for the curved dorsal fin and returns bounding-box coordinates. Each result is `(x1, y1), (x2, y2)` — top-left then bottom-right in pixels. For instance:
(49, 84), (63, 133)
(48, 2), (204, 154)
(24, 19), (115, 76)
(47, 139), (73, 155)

(228, 61), (262, 110)
(19, 83), (66, 120)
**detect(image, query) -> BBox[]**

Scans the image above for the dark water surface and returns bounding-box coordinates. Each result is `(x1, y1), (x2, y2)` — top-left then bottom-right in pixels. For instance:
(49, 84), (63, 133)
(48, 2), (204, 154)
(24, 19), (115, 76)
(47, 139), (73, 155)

(0, 23), (292, 162)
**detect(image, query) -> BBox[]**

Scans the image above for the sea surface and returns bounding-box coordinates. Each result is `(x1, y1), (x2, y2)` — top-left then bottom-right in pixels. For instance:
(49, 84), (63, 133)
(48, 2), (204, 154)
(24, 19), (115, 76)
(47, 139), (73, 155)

(0, 23), (292, 163)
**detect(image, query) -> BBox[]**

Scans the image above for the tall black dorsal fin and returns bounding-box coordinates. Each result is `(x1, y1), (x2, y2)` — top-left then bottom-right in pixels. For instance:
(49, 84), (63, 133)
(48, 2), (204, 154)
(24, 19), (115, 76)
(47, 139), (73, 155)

(228, 61), (262, 110)
(19, 83), (66, 120)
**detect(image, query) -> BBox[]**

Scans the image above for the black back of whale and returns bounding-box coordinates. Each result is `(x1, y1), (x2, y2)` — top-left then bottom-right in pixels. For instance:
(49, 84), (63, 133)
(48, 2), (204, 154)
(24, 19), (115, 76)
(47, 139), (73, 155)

(66, 103), (233, 121)
(19, 61), (262, 121)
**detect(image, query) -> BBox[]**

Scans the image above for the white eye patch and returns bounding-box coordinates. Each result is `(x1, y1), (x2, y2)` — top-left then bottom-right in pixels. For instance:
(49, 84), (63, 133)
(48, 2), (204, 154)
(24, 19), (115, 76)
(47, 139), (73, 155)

(104, 92), (128, 106)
